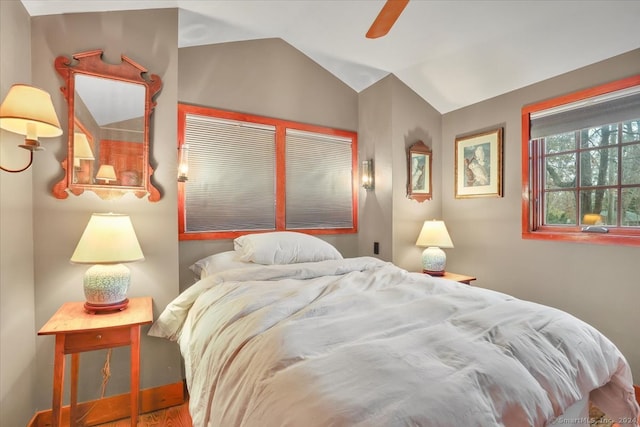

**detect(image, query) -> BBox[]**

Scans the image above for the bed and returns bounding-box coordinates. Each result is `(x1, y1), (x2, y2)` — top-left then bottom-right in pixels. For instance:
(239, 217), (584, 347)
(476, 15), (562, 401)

(149, 232), (639, 426)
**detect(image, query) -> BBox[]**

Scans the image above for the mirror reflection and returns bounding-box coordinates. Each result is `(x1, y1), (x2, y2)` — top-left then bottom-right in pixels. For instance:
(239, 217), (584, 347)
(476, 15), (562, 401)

(53, 49), (162, 201)
(73, 75), (145, 187)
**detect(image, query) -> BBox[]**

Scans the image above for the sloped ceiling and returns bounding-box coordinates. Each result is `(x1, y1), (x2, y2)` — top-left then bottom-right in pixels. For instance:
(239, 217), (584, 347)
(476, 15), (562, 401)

(20, 0), (640, 113)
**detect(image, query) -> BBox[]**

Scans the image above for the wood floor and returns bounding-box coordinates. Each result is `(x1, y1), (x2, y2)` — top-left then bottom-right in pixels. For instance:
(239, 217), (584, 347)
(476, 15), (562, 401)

(92, 385), (640, 427)
(95, 401), (192, 427)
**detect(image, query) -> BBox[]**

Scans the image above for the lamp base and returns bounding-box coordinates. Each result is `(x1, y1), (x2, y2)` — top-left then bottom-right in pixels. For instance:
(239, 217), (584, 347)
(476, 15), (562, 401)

(421, 246), (447, 276)
(84, 298), (129, 314)
(423, 269), (445, 276)
(83, 264), (131, 310)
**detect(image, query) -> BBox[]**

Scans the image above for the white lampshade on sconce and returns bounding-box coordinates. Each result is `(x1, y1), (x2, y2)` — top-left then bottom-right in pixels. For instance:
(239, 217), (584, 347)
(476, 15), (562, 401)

(361, 159), (374, 190)
(71, 213), (144, 313)
(73, 132), (94, 167)
(96, 164), (117, 183)
(416, 220), (454, 276)
(177, 143), (189, 182)
(0, 84), (62, 173)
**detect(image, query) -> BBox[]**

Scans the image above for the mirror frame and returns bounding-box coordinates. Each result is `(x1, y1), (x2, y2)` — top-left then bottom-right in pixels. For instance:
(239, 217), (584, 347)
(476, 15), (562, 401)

(407, 140), (432, 202)
(52, 49), (162, 201)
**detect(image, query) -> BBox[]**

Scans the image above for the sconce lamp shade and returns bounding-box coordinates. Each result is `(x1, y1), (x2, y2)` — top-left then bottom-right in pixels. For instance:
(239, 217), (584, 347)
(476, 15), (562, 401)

(96, 165), (117, 183)
(0, 84), (62, 173)
(0, 84), (62, 148)
(361, 159), (374, 190)
(73, 133), (94, 160)
(71, 213), (144, 312)
(177, 143), (189, 182)
(416, 220), (454, 276)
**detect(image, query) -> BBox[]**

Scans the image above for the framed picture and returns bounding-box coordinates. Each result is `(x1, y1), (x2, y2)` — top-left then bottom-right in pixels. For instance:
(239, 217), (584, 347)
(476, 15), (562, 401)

(455, 128), (503, 198)
(407, 141), (432, 202)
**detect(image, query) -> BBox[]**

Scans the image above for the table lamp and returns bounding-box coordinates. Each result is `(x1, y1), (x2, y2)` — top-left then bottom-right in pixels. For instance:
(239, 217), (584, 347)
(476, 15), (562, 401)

(96, 164), (117, 183)
(71, 213), (144, 313)
(416, 220), (454, 276)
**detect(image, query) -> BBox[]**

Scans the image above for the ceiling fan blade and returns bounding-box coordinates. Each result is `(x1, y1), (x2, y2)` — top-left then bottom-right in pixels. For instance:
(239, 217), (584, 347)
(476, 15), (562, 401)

(366, 0), (409, 39)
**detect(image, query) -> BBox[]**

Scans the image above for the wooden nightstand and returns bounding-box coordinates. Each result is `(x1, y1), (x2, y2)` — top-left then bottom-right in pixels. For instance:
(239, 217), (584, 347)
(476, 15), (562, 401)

(421, 271), (476, 285)
(38, 297), (153, 427)
(441, 271), (476, 285)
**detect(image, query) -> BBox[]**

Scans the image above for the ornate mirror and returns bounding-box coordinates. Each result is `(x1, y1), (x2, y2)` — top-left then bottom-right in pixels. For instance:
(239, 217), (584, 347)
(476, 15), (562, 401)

(53, 50), (162, 201)
(407, 140), (432, 202)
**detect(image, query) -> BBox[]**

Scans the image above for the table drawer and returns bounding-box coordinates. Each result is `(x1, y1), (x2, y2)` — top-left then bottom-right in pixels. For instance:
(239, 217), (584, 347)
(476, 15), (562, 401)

(64, 327), (131, 353)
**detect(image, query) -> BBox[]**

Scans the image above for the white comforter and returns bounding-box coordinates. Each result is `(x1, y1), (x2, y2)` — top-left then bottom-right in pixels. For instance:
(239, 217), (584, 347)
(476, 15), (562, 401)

(149, 257), (639, 427)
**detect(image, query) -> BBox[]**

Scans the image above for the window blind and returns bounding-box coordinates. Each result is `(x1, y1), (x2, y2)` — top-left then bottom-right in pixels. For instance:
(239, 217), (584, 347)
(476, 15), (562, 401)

(183, 114), (276, 232)
(530, 86), (640, 138)
(285, 129), (354, 229)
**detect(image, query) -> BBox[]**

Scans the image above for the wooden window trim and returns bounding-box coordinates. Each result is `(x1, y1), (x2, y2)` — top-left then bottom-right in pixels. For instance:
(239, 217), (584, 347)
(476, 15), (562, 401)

(521, 75), (640, 247)
(178, 103), (358, 240)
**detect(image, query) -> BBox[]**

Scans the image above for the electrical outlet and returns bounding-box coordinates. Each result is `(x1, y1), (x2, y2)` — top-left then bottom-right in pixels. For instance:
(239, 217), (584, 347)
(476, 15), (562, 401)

(373, 241), (379, 254)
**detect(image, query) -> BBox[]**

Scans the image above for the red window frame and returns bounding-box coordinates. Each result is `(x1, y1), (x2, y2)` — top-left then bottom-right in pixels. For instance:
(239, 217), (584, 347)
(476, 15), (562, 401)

(178, 103), (359, 240)
(521, 75), (640, 246)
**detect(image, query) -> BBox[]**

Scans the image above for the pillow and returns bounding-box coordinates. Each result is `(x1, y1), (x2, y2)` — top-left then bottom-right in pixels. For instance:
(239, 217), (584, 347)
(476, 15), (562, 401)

(189, 251), (257, 279)
(234, 231), (343, 265)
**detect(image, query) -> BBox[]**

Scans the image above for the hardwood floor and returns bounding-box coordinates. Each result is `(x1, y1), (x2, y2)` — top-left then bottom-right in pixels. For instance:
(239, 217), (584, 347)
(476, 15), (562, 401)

(95, 402), (192, 427)
(91, 384), (640, 427)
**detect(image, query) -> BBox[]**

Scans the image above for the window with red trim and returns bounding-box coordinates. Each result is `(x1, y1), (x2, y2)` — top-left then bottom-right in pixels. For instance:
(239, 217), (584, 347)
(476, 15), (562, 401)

(522, 75), (640, 246)
(178, 104), (358, 240)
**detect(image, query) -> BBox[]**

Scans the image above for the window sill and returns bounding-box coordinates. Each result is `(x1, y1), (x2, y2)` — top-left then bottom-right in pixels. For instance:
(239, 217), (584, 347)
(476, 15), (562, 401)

(522, 229), (640, 246)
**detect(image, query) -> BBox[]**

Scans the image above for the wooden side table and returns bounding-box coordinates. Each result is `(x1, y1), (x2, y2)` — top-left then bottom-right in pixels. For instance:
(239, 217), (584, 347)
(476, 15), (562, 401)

(441, 271), (476, 285)
(421, 271), (477, 285)
(38, 296), (153, 427)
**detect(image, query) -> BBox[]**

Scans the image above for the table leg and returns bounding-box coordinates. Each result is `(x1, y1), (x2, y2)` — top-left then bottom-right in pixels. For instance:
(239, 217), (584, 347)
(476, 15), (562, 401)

(70, 353), (79, 426)
(51, 335), (65, 427)
(130, 325), (141, 427)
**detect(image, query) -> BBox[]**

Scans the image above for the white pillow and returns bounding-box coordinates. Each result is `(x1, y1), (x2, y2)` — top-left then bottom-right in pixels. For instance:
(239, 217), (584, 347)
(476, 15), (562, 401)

(189, 251), (257, 279)
(234, 232), (343, 265)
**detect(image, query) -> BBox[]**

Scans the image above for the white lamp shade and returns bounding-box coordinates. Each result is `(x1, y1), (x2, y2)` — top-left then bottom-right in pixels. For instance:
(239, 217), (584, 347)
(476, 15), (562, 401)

(361, 159), (374, 190)
(0, 84), (62, 138)
(96, 164), (117, 182)
(415, 220), (454, 248)
(74, 132), (94, 160)
(71, 213), (144, 264)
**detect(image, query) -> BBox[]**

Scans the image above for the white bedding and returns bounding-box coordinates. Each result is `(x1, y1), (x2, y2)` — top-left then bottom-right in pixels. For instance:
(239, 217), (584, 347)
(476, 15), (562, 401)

(150, 257), (639, 426)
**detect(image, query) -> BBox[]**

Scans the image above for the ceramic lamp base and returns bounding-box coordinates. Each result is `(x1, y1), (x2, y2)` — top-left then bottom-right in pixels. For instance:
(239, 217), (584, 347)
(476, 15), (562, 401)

(84, 299), (129, 314)
(422, 246), (446, 276)
(83, 264), (130, 311)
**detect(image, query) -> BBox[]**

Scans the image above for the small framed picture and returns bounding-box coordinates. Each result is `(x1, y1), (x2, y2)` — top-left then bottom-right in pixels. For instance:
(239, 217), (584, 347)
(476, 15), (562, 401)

(407, 141), (432, 202)
(455, 128), (503, 198)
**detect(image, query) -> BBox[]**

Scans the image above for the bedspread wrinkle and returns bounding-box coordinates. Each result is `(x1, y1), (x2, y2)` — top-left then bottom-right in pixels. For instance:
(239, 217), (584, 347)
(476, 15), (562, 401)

(149, 257), (639, 427)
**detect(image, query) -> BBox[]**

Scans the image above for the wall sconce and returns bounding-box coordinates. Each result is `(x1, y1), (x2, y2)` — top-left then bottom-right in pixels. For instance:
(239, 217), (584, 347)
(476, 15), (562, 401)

(177, 143), (189, 182)
(415, 220), (454, 276)
(96, 165), (117, 184)
(361, 159), (374, 190)
(73, 132), (94, 168)
(71, 213), (144, 313)
(0, 84), (62, 173)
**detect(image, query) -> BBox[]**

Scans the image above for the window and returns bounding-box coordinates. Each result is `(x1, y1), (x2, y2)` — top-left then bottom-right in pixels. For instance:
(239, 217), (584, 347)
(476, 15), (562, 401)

(522, 75), (640, 246)
(178, 104), (358, 240)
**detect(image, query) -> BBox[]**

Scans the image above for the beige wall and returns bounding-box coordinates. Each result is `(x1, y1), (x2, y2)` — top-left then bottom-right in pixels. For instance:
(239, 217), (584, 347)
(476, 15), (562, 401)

(442, 49), (640, 382)
(357, 74), (443, 269)
(29, 9), (182, 411)
(0, 2), (37, 425)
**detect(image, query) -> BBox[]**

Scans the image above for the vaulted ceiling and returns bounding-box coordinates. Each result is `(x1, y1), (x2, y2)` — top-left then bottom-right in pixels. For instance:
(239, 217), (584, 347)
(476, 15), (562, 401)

(20, 0), (640, 113)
